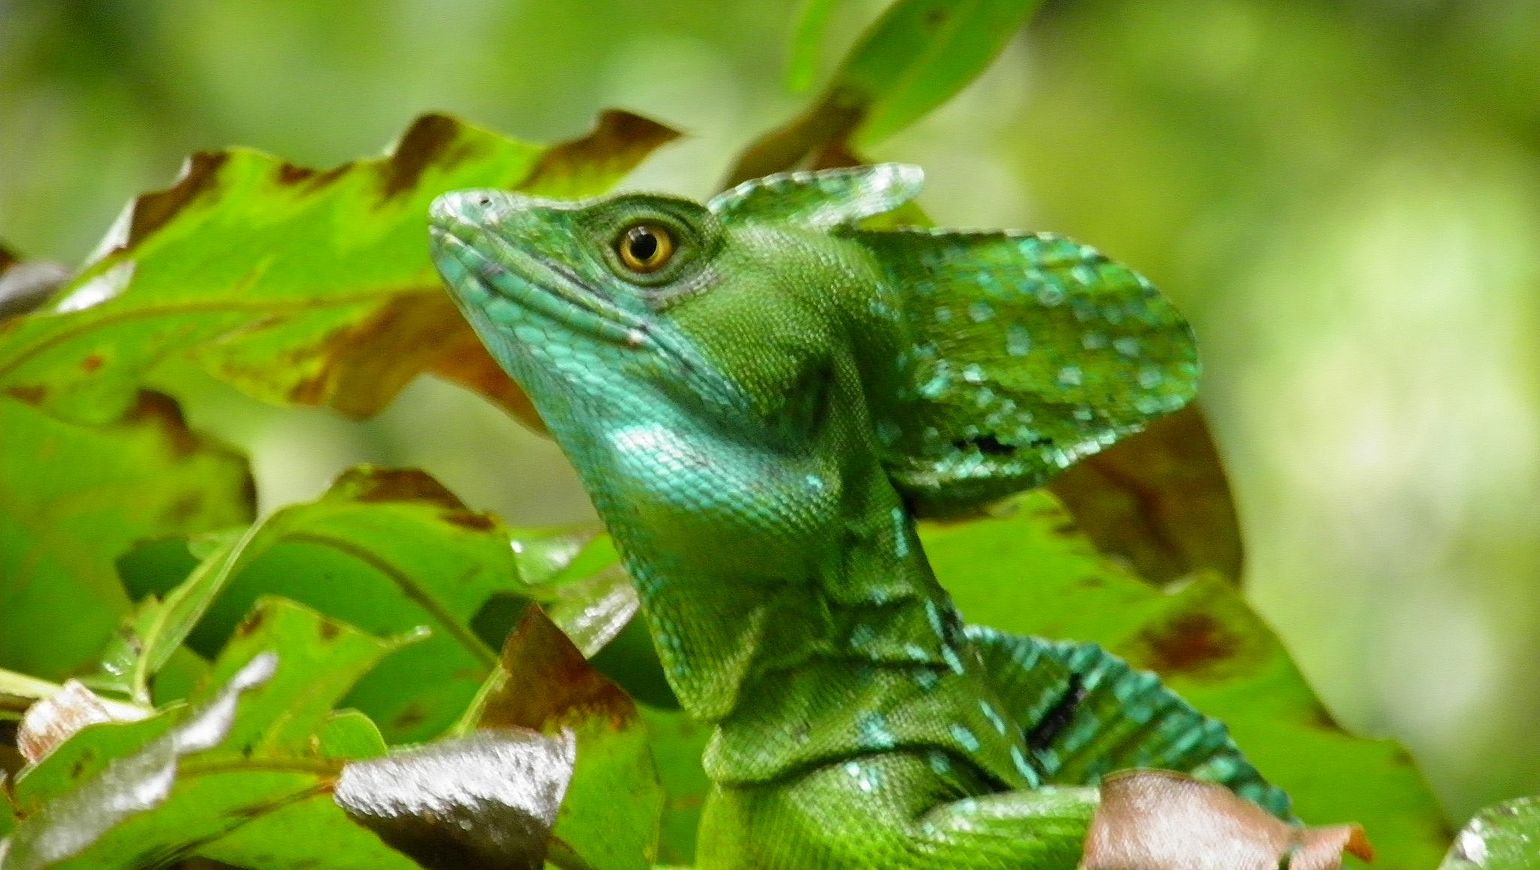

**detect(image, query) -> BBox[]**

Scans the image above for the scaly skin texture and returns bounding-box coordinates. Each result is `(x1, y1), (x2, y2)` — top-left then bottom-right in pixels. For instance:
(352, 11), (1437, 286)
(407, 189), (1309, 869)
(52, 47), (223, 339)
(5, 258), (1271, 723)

(430, 165), (1287, 868)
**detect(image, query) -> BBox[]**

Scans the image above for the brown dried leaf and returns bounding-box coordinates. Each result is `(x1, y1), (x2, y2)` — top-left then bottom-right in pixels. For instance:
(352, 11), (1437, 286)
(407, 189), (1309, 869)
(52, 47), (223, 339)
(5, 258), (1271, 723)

(1049, 405), (1244, 586)
(1084, 770), (1373, 870)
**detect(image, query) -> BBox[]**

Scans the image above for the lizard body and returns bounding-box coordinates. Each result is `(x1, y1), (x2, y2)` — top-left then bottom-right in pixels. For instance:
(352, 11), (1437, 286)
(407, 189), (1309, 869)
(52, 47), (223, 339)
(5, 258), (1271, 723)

(430, 165), (1287, 868)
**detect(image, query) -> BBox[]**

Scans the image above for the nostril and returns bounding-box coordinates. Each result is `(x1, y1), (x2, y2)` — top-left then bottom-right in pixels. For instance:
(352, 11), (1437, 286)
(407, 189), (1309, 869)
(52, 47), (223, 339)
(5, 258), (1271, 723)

(477, 196), (492, 206)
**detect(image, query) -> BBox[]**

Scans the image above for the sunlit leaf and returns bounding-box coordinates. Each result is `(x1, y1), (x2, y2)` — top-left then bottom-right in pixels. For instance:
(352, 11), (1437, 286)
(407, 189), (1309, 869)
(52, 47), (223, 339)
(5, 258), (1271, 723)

(510, 529), (638, 657)
(729, 0), (1043, 184)
(1084, 771), (1373, 870)
(3, 655), (287, 869)
(1439, 795), (1540, 870)
(0, 391), (253, 679)
(0, 111), (676, 427)
(335, 729), (575, 870)
(922, 491), (1451, 870)
(471, 607), (663, 869)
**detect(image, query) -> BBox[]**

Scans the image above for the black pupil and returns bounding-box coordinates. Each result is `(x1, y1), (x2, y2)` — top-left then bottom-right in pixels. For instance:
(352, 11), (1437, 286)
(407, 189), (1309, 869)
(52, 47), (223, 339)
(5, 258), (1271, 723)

(627, 227), (659, 262)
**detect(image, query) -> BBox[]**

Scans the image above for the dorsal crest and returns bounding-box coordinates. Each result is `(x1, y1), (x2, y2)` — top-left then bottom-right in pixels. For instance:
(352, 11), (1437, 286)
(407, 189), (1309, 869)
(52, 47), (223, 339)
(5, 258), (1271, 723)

(707, 164), (924, 228)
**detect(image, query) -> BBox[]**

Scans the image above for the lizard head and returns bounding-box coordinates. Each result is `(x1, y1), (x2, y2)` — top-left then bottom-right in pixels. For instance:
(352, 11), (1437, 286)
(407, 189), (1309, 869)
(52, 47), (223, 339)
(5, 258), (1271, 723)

(428, 177), (899, 450)
(431, 165), (1198, 516)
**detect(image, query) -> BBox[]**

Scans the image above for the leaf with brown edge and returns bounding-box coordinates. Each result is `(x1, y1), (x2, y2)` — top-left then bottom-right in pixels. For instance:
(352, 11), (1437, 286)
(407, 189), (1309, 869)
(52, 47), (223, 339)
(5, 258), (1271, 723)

(725, 0), (1044, 185)
(468, 607), (663, 870)
(1084, 771), (1373, 870)
(0, 111), (678, 427)
(1048, 405), (1244, 587)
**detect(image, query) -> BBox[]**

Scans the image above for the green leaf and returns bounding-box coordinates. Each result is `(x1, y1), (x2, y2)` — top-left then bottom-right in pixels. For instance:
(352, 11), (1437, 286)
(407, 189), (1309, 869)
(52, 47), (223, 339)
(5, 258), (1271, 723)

(728, 0), (1043, 183)
(316, 710), (390, 762)
(0, 391), (253, 679)
(0, 786), (14, 840)
(0, 111), (677, 427)
(1440, 796), (1540, 869)
(637, 705), (711, 867)
(921, 491), (1451, 870)
(192, 596), (400, 758)
(471, 607), (663, 870)
(130, 467), (522, 742)
(784, 0), (838, 94)
(6, 605), (417, 870)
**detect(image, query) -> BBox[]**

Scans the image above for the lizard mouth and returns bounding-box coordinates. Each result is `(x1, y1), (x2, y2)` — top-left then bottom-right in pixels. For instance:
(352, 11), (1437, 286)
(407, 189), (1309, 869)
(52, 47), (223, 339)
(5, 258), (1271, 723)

(430, 224), (647, 348)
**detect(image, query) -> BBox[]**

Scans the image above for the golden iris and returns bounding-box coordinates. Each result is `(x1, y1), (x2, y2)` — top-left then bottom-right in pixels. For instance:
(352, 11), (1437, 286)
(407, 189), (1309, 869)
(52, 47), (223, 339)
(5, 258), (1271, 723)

(616, 224), (674, 273)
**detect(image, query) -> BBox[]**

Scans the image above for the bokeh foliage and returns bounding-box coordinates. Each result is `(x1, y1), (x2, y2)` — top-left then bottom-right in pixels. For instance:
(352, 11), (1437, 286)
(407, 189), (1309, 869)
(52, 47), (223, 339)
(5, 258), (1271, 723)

(2, 0), (1537, 866)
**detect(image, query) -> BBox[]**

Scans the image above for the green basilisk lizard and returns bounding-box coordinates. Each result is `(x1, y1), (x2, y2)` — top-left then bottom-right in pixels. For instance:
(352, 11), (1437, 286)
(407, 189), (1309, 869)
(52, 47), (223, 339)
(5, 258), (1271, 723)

(430, 164), (1291, 867)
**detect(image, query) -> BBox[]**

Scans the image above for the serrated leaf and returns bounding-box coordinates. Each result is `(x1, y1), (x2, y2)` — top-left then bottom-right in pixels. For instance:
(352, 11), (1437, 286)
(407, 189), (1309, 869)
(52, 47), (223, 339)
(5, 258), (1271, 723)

(0, 391), (253, 680)
(0, 111), (675, 428)
(126, 468), (517, 742)
(921, 491), (1451, 869)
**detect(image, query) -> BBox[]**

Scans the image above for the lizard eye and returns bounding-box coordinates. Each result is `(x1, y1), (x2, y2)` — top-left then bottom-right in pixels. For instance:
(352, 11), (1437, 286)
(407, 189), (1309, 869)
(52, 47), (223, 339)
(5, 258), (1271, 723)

(612, 223), (674, 274)
(615, 223), (675, 274)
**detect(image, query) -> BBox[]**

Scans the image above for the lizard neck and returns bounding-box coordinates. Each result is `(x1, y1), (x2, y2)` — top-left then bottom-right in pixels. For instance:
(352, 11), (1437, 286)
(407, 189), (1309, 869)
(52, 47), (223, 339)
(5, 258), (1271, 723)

(555, 399), (1039, 791)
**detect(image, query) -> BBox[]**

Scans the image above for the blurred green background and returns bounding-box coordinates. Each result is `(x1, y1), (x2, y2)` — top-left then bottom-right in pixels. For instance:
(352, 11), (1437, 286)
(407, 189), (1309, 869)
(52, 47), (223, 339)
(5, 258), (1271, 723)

(3, 0), (1537, 823)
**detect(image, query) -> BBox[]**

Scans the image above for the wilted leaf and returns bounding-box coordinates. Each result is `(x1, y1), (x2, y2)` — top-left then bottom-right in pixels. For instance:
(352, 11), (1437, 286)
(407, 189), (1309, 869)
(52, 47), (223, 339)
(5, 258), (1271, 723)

(0, 391), (253, 679)
(127, 467), (519, 742)
(923, 491), (1451, 869)
(1440, 795), (1540, 870)
(0, 111), (676, 427)
(1048, 405), (1244, 586)
(471, 607), (663, 869)
(1084, 771), (1372, 870)
(728, 0), (1043, 184)
(335, 729), (575, 870)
